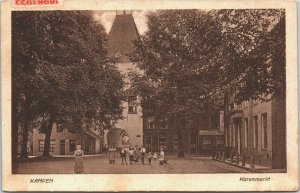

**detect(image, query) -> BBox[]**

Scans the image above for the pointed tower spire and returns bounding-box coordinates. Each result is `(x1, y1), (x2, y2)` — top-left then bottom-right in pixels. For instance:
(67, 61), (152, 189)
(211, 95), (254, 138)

(108, 11), (139, 62)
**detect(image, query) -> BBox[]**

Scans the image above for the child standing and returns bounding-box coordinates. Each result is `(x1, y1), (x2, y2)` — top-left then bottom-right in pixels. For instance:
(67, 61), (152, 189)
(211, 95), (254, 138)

(153, 152), (158, 161)
(128, 147), (134, 164)
(147, 152), (152, 165)
(120, 148), (127, 165)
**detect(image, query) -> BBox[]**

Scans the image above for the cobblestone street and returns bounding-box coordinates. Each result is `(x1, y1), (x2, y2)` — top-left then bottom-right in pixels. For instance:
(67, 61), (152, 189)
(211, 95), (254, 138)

(16, 154), (250, 174)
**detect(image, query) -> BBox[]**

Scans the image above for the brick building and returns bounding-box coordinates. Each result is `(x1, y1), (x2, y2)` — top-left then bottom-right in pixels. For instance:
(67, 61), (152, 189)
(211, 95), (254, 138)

(224, 94), (286, 169)
(19, 122), (102, 156)
(143, 110), (224, 154)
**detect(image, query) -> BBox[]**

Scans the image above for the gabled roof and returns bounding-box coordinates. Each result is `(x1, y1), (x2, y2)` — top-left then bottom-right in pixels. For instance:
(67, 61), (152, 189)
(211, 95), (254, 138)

(83, 130), (100, 139)
(108, 13), (139, 63)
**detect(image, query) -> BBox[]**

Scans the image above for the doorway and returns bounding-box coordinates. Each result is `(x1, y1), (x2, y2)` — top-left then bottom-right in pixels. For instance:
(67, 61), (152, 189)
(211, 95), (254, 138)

(190, 134), (197, 153)
(234, 119), (242, 154)
(60, 140), (65, 155)
(145, 135), (152, 152)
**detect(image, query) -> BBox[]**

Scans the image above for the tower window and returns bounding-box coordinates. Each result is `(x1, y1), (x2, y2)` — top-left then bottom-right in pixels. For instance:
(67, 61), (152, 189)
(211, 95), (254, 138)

(128, 96), (137, 114)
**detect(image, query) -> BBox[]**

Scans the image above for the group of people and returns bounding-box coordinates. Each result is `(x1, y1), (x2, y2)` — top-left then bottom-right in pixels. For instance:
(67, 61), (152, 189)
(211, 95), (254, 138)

(108, 145), (166, 165)
(73, 144), (168, 174)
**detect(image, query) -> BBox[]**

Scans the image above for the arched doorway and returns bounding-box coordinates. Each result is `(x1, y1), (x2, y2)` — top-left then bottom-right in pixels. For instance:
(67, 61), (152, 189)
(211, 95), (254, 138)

(107, 128), (129, 148)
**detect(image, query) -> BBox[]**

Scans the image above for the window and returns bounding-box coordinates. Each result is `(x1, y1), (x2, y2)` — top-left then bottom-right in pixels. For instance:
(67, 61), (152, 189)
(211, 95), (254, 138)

(232, 125), (235, 147)
(159, 133), (166, 150)
(70, 140), (76, 152)
(145, 135), (151, 150)
(262, 113), (268, 149)
(253, 99), (258, 105)
(243, 100), (249, 108)
(226, 128), (230, 147)
(39, 140), (44, 152)
(50, 140), (55, 152)
(203, 136), (212, 149)
(216, 136), (223, 148)
(229, 103), (234, 111)
(190, 134), (197, 152)
(210, 113), (219, 129)
(225, 130), (228, 146)
(39, 140), (55, 152)
(159, 118), (168, 129)
(244, 118), (248, 148)
(148, 122), (154, 129)
(160, 122), (167, 129)
(235, 102), (242, 109)
(173, 134), (179, 150)
(128, 96), (137, 114)
(147, 117), (155, 129)
(262, 95), (268, 101)
(229, 125), (232, 147)
(253, 116), (258, 148)
(56, 123), (63, 132)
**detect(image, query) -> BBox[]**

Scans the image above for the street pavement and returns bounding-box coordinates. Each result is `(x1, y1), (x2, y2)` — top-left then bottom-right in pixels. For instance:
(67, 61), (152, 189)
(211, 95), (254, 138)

(15, 154), (250, 174)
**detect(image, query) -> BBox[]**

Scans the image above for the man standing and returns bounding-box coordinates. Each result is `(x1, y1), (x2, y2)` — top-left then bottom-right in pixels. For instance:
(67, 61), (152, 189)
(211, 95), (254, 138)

(128, 147), (134, 164)
(120, 148), (127, 165)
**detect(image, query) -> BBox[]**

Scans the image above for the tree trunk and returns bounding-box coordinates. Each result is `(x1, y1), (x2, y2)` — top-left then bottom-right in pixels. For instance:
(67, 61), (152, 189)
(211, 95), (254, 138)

(177, 128), (185, 158)
(19, 97), (33, 159)
(176, 81), (185, 158)
(42, 117), (54, 157)
(20, 116), (29, 158)
(12, 98), (19, 173)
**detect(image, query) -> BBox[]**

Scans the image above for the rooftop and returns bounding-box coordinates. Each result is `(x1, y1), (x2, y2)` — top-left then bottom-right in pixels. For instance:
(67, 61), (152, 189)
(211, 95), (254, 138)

(108, 13), (139, 63)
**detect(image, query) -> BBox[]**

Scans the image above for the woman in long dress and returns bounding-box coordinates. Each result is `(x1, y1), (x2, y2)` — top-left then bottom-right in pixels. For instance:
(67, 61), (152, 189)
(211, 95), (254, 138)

(108, 145), (116, 164)
(74, 145), (84, 174)
(159, 148), (166, 165)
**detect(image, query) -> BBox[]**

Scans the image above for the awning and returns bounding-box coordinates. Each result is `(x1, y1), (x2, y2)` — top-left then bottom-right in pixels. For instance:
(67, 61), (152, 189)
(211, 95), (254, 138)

(230, 112), (243, 119)
(198, 130), (224, 136)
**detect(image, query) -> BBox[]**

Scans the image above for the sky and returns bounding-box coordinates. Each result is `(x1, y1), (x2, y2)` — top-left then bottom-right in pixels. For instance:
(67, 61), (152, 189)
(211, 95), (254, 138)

(93, 10), (151, 35)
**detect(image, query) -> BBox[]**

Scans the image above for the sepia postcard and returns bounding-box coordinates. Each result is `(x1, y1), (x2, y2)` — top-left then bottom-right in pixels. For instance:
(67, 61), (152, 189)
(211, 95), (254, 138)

(1, 0), (298, 191)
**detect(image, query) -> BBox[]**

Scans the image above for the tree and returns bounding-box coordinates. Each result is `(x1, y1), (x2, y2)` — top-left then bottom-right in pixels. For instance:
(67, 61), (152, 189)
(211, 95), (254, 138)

(129, 10), (224, 157)
(12, 11), (124, 158)
(129, 9), (285, 158)
(213, 10), (285, 102)
(12, 12), (46, 159)
(31, 11), (124, 156)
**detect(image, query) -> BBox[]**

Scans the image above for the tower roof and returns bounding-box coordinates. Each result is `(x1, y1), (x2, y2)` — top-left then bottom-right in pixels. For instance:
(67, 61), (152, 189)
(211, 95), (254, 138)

(108, 13), (139, 63)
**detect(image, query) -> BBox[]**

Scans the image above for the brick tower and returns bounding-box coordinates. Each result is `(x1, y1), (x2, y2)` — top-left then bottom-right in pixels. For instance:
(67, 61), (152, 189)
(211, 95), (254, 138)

(107, 11), (143, 148)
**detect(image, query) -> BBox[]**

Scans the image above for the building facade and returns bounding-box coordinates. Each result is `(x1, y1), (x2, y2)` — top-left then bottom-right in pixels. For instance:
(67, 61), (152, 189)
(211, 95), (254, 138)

(143, 111), (224, 154)
(224, 94), (286, 169)
(18, 123), (102, 156)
